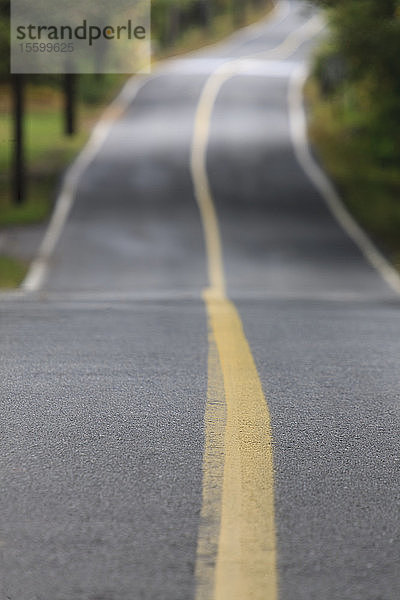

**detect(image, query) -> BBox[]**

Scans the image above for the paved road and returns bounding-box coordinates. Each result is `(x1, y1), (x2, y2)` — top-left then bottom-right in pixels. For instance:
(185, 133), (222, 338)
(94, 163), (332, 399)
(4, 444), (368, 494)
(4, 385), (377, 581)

(1, 1), (400, 599)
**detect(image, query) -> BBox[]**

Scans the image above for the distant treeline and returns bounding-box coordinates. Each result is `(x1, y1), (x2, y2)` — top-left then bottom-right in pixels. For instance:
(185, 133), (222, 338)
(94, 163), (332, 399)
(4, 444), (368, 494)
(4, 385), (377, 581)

(152, 0), (270, 48)
(0, 0), (271, 78)
(312, 0), (400, 166)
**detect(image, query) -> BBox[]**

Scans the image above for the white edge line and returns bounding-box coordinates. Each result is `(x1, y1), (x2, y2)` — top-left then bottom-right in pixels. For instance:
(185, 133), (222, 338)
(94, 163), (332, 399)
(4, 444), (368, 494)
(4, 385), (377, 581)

(21, 76), (150, 292)
(288, 64), (400, 296)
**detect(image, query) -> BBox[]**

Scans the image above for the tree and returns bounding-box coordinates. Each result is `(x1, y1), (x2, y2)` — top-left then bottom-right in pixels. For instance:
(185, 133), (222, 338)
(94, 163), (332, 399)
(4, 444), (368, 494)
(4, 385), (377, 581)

(312, 0), (400, 164)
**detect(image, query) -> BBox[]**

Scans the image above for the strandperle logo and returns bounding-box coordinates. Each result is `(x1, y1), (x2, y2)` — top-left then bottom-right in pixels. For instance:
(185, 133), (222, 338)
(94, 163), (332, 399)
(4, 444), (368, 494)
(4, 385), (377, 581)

(11, 0), (151, 74)
(15, 20), (147, 46)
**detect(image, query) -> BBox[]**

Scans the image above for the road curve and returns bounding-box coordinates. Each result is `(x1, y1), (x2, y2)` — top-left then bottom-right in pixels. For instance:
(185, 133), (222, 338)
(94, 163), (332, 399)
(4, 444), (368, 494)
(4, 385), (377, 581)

(1, 1), (400, 599)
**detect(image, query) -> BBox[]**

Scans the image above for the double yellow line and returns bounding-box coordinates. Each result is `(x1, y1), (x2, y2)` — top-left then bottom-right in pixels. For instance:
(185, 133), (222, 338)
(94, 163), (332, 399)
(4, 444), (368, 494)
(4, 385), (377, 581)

(190, 57), (278, 600)
(190, 10), (325, 600)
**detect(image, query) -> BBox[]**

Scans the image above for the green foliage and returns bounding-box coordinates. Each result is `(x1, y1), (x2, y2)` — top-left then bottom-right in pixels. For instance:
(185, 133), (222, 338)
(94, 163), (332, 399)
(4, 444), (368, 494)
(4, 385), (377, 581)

(308, 78), (400, 265)
(0, 255), (27, 288)
(310, 0), (400, 266)
(312, 0), (400, 166)
(152, 1), (227, 48)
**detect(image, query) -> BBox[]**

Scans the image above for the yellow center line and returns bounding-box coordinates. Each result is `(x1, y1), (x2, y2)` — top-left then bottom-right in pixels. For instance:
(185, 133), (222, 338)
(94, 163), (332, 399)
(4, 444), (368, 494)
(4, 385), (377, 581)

(190, 57), (278, 600)
(195, 332), (226, 600)
(203, 292), (277, 600)
(191, 11), (325, 600)
(190, 67), (233, 298)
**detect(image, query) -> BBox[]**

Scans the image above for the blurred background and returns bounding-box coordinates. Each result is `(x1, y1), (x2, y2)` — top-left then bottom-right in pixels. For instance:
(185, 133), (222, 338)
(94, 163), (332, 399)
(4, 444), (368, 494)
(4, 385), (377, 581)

(0, 0), (400, 287)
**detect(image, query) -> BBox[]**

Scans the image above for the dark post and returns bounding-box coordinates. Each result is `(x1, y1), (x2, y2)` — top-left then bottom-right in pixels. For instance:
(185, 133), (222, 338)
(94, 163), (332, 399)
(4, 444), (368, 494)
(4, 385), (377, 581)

(12, 74), (24, 205)
(232, 0), (246, 27)
(168, 5), (181, 46)
(200, 0), (212, 30)
(64, 73), (76, 136)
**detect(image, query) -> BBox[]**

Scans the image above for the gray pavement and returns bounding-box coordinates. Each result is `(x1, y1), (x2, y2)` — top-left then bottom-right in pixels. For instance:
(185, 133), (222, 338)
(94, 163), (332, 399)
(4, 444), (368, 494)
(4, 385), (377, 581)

(1, 1), (400, 599)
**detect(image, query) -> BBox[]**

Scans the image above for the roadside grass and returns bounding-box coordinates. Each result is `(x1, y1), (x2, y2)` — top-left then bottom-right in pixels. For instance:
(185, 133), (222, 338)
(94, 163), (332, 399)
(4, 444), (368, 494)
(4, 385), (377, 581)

(0, 80), (121, 227)
(0, 111), (87, 226)
(0, 255), (27, 288)
(0, 83), (105, 287)
(306, 78), (400, 272)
